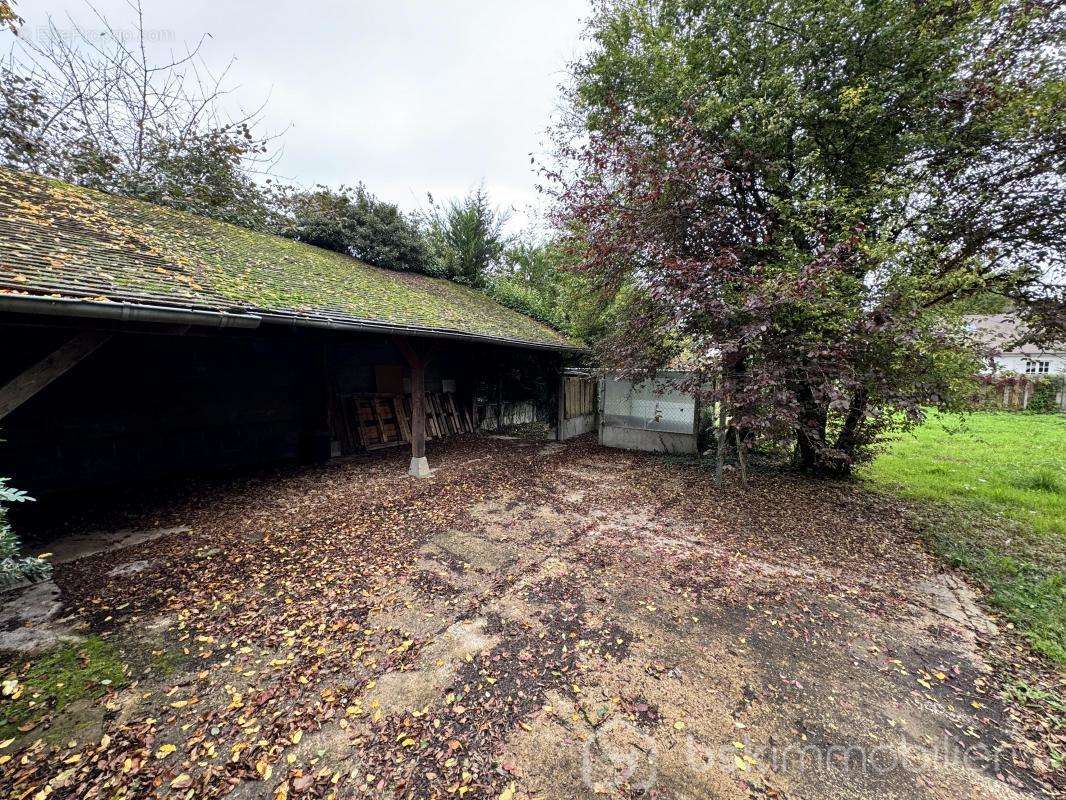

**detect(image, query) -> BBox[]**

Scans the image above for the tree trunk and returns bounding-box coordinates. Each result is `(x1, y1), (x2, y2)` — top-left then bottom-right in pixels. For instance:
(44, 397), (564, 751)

(734, 426), (748, 487)
(792, 381), (827, 472)
(714, 398), (728, 487)
(833, 387), (868, 463)
(792, 381), (855, 478)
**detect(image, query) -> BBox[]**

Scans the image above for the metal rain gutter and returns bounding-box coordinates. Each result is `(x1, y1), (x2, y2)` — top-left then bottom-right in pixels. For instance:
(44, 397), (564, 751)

(0, 295), (262, 329)
(255, 312), (586, 353)
(0, 294), (586, 352)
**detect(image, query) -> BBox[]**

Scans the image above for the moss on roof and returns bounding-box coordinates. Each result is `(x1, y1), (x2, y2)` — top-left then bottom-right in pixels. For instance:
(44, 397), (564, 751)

(0, 167), (579, 349)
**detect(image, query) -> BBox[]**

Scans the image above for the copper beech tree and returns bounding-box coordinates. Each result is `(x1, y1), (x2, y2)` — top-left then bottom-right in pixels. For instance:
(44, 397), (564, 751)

(550, 0), (1065, 477)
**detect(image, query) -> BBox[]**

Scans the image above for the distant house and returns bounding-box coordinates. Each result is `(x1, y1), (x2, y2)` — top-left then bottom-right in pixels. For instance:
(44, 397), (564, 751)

(964, 314), (1066, 376)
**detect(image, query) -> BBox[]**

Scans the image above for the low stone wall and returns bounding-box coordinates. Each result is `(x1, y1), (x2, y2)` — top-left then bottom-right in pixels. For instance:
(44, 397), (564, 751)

(972, 376), (1066, 412)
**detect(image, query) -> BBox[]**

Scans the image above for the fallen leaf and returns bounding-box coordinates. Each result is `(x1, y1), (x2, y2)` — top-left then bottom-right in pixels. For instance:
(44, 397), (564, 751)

(170, 774), (193, 789)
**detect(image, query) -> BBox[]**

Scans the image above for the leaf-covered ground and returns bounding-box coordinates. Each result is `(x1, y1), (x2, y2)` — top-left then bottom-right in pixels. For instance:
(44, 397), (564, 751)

(1, 436), (1061, 799)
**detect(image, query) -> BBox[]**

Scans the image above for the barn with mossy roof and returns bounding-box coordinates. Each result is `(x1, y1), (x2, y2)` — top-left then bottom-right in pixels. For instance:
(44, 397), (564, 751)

(0, 167), (589, 492)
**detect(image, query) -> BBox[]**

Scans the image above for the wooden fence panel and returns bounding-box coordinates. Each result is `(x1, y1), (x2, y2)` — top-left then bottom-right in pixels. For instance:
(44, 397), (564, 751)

(971, 377), (1066, 412)
(564, 376), (596, 419)
(329, 392), (474, 454)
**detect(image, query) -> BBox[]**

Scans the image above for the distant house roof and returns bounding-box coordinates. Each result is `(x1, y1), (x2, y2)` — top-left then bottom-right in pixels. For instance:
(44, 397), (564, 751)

(0, 167), (581, 351)
(964, 313), (1064, 357)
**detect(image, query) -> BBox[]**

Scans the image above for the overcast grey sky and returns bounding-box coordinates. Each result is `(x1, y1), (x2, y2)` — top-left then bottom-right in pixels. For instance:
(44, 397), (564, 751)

(12, 1), (592, 230)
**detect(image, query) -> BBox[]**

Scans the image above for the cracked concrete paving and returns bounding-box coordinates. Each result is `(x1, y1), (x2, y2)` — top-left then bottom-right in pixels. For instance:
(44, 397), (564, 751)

(0, 525), (182, 653)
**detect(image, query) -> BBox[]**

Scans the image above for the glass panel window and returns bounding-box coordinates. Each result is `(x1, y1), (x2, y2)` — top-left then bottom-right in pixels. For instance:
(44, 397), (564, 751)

(1025, 360), (1050, 374)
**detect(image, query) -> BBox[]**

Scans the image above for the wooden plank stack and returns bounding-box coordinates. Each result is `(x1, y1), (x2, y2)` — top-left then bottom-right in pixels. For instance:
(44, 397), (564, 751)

(329, 392), (475, 453)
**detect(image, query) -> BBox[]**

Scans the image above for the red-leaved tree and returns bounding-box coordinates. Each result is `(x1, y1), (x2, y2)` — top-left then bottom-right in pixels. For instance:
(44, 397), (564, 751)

(549, 0), (1064, 476)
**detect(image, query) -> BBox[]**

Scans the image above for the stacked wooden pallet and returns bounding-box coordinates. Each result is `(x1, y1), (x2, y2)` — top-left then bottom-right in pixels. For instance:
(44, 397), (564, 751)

(330, 392), (474, 453)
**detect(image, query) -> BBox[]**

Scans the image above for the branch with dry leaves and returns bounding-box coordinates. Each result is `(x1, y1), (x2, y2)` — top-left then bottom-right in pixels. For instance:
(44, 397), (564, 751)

(0, 0), (282, 229)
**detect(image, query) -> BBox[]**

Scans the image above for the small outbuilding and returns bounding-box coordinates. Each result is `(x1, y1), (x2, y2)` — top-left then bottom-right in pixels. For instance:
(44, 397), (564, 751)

(599, 371), (700, 454)
(0, 167), (583, 494)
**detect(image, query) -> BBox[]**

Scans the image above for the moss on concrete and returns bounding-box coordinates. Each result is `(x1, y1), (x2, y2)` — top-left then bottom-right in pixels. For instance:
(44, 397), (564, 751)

(0, 636), (127, 739)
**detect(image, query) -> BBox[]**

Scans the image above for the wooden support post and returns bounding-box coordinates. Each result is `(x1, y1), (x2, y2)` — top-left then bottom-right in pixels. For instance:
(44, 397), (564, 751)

(556, 369), (566, 441)
(318, 341), (334, 459)
(410, 359), (426, 462)
(0, 331), (111, 422)
(496, 375), (504, 431)
(392, 337), (435, 477)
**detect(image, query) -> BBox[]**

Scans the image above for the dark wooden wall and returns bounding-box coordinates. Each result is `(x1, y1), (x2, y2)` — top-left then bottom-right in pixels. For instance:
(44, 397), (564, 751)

(329, 339), (464, 397)
(0, 325), (323, 495)
(0, 322), (559, 496)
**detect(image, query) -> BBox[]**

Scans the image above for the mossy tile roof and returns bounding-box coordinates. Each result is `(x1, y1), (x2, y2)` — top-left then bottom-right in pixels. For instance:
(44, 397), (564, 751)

(0, 167), (580, 350)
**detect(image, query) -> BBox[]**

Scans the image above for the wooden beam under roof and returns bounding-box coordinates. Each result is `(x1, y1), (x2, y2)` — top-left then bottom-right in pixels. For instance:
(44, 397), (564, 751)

(0, 331), (111, 421)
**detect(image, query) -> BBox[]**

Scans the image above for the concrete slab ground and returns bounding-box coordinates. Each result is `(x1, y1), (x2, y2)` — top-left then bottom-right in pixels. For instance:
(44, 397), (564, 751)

(0, 580), (83, 653)
(45, 525), (189, 564)
(0, 525), (183, 652)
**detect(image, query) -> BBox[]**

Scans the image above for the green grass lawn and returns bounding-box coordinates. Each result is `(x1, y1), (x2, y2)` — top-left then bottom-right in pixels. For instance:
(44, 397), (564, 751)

(864, 411), (1065, 664)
